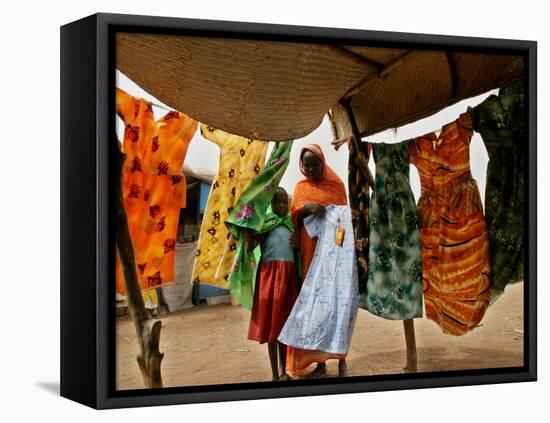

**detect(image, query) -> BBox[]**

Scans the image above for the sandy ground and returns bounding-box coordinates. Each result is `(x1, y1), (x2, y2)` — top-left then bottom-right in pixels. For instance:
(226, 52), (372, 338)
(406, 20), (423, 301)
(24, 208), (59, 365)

(116, 282), (524, 390)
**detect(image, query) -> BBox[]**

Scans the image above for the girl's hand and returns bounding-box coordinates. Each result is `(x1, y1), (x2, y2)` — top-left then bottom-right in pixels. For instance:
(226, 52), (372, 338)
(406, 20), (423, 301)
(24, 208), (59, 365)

(244, 229), (254, 252)
(288, 232), (297, 249)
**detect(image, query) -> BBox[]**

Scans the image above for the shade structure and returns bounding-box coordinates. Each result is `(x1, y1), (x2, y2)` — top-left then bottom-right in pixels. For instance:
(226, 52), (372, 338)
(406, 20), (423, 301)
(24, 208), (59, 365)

(117, 33), (379, 141)
(329, 48), (524, 139)
(116, 33), (524, 141)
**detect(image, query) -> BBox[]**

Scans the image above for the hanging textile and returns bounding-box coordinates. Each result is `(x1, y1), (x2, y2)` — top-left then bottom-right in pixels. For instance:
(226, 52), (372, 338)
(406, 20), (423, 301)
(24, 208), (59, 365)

(409, 113), (492, 336)
(366, 140), (423, 320)
(348, 139), (372, 297)
(115, 88), (198, 297)
(279, 205), (359, 354)
(469, 80), (525, 300)
(191, 125), (268, 288)
(225, 140), (294, 309)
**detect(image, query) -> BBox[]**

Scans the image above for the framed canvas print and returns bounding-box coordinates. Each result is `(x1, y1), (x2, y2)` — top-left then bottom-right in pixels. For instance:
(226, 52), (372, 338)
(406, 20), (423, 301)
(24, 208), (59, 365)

(60, 12), (537, 409)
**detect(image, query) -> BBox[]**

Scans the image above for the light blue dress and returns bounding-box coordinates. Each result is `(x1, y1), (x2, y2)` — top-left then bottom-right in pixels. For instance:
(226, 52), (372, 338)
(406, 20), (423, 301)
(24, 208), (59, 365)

(278, 205), (359, 354)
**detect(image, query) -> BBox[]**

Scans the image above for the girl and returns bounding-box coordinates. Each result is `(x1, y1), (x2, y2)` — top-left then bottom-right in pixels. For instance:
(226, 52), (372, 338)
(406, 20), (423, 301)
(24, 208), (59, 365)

(246, 187), (299, 381)
(225, 141), (295, 380)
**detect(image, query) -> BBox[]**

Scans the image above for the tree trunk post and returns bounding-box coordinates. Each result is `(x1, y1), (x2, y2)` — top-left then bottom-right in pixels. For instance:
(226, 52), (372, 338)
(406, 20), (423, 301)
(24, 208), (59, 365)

(114, 145), (164, 389)
(403, 319), (418, 373)
(339, 97), (375, 189)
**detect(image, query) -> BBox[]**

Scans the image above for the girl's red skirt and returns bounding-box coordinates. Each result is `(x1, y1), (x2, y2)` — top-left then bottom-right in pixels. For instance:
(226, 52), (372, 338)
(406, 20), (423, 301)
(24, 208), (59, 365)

(248, 260), (298, 344)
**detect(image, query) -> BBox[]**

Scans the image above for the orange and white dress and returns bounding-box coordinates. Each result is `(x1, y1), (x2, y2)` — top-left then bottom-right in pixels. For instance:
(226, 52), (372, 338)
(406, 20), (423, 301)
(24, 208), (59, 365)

(191, 125), (268, 288)
(409, 113), (492, 336)
(115, 88), (198, 301)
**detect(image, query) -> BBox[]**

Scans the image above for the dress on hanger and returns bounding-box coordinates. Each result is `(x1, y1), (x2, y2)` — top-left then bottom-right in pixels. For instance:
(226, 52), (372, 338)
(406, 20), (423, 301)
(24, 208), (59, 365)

(191, 125), (268, 288)
(115, 88), (198, 298)
(366, 140), (423, 320)
(409, 113), (492, 336)
(469, 80), (525, 300)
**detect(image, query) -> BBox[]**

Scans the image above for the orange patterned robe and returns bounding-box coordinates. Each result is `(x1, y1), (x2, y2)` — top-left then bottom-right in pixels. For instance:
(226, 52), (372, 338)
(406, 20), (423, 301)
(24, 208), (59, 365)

(115, 88), (198, 297)
(409, 113), (492, 336)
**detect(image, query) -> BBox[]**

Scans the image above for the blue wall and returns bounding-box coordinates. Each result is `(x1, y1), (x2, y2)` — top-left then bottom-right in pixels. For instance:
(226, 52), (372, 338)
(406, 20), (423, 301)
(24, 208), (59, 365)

(199, 182), (211, 213)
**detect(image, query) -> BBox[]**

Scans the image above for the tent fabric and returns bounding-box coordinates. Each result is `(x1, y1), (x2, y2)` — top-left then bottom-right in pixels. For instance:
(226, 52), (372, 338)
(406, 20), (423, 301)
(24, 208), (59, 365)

(116, 33), (524, 141)
(329, 51), (524, 138)
(160, 242), (197, 312)
(116, 33), (378, 141)
(183, 163), (215, 184)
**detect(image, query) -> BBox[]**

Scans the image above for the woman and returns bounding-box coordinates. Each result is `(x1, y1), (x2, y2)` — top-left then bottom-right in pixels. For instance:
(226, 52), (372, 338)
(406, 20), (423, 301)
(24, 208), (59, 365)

(286, 144), (349, 378)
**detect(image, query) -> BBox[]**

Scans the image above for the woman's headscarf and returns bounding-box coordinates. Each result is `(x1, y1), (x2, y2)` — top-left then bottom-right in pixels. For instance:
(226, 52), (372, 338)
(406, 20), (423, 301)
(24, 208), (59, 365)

(291, 144), (348, 218)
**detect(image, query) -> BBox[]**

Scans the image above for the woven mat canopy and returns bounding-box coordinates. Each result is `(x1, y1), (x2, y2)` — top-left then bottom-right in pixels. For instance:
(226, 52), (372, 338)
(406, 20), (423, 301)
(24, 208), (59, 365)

(117, 33), (524, 141)
(329, 48), (524, 138)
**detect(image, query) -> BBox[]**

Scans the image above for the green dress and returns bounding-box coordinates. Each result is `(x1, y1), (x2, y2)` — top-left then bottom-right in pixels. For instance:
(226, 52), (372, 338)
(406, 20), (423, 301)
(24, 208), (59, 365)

(366, 140), (423, 320)
(469, 80), (525, 300)
(225, 141), (294, 310)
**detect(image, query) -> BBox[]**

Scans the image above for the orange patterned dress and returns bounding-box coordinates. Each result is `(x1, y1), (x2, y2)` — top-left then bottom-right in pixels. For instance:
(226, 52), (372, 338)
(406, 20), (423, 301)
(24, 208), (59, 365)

(409, 113), (492, 336)
(115, 88), (198, 298)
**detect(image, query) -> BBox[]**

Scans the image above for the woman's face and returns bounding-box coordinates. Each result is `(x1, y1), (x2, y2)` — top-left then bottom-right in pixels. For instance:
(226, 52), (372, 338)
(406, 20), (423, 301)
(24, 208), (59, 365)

(301, 151), (323, 181)
(272, 189), (289, 218)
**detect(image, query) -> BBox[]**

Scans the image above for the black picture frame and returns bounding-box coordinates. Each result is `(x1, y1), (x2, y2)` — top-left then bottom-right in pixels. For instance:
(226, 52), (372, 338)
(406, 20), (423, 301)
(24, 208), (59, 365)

(60, 12), (537, 409)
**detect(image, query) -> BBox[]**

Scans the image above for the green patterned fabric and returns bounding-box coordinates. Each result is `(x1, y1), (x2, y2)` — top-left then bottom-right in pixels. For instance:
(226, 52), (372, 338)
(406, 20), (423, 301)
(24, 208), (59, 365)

(225, 141), (293, 310)
(469, 80), (525, 301)
(366, 140), (423, 320)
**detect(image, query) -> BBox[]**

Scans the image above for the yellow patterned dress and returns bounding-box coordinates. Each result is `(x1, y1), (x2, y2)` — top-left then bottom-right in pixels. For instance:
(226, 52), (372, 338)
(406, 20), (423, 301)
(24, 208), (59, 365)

(191, 125), (268, 288)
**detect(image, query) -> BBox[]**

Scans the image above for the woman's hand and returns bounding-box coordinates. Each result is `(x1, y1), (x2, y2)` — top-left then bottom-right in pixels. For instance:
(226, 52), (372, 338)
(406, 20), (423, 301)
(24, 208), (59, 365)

(297, 204), (326, 228)
(288, 232), (297, 249)
(303, 204), (326, 218)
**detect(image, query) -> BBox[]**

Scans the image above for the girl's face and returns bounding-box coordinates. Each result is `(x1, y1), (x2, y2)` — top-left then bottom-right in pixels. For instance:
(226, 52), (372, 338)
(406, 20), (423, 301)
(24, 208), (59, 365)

(301, 151), (323, 181)
(272, 190), (289, 218)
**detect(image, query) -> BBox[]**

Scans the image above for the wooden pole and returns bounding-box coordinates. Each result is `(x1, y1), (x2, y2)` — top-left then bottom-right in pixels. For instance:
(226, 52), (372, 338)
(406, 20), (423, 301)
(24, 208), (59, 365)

(114, 145), (164, 389)
(403, 319), (418, 373)
(339, 50), (415, 99)
(339, 97), (375, 190)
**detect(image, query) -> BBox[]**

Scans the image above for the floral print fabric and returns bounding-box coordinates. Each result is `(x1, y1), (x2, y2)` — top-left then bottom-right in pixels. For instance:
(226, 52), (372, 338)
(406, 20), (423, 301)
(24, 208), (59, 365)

(469, 80), (525, 300)
(115, 88), (198, 296)
(409, 113), (492, 336)
(279, 205), (359, 354)
(366, 140), (423, 320)
(191, 125), (268, 288)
